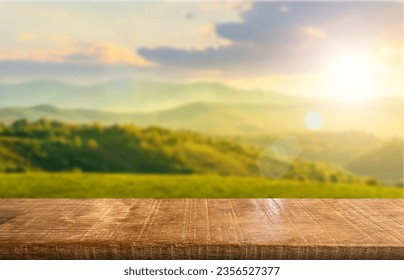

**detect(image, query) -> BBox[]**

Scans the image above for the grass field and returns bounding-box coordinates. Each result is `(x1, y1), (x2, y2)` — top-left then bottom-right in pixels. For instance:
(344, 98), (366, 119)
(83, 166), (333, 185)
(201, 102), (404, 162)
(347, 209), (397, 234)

(0, 173), (402, 198)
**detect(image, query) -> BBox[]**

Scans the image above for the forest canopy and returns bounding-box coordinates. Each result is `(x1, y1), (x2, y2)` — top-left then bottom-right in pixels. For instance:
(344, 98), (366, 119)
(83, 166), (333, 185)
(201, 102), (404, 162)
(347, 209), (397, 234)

(0, 119), (375, 185)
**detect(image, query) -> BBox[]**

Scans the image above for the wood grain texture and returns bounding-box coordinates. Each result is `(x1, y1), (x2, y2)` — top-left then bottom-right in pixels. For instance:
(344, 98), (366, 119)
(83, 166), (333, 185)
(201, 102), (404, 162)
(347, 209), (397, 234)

(0, 199), (403, 259)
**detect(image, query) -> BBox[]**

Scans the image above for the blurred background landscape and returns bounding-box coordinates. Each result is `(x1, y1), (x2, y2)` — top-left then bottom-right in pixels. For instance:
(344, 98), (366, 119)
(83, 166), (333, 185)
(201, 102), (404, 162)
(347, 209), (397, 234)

(0, 1), (403, 198)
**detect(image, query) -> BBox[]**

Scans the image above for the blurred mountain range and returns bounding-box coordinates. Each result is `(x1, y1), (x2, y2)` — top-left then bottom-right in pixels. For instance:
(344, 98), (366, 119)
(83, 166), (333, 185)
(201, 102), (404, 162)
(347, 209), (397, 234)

(0, 79), (298, 112)
(0, 79), (402, 137)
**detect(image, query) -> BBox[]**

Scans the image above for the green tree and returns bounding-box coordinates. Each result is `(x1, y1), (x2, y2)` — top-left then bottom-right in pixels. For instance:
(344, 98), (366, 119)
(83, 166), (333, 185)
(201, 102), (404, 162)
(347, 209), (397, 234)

(365, 177), (380, 186)
(87, 139), (99, 150)
(73, 136), (83, 148)
(11, 119), (29, 130)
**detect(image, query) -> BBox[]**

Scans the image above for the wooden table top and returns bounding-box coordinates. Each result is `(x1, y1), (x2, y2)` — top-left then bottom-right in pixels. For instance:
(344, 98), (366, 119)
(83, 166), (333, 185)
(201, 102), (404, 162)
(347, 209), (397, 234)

(0, 199), (403, 259)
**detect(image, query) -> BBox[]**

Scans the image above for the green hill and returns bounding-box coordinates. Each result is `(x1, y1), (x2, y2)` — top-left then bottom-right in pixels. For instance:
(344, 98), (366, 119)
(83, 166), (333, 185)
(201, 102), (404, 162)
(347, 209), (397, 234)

(347, 139), (403, 184)
(236, 132), (403, 185)
(238, 131), (381, 163)
(0, 119), (365, 184)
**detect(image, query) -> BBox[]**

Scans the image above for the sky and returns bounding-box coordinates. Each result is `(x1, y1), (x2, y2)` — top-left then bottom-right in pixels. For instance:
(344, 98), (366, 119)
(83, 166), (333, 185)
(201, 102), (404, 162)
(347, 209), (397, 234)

(0, 1), (403, 100)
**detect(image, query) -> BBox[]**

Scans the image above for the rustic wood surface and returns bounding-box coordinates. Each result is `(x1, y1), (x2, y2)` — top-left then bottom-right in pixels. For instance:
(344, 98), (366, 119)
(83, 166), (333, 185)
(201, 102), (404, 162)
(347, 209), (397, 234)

(0, 199), (403, 259)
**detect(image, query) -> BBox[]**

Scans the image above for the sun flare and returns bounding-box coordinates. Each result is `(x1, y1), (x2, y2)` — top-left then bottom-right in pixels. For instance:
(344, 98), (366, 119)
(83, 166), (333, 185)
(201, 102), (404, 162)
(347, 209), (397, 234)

(327, 53), (373, 102)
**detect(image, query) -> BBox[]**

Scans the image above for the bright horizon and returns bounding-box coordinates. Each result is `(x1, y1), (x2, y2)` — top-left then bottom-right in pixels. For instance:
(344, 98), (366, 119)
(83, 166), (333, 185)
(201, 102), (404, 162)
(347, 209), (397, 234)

(0, 1), (403, 102)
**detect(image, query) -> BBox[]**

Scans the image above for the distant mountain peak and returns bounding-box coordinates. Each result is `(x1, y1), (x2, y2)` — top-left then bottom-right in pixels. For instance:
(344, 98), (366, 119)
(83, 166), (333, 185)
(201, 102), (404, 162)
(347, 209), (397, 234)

(31, 104), (59, 112)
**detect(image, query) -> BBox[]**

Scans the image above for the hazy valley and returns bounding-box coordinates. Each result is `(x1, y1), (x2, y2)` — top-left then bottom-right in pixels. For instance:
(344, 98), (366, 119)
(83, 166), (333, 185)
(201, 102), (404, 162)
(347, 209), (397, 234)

(0, 80), (403, 190)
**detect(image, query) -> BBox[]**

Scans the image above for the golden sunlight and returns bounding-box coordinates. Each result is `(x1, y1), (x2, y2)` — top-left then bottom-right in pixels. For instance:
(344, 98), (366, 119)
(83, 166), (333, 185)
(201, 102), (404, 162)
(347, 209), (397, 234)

(327, 52), (373, 102)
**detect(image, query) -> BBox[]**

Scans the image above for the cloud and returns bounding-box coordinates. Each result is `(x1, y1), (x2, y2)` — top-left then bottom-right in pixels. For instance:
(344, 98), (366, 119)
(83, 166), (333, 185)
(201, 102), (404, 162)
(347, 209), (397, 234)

(139, 44), (258, 74)
(200, 24), (216, 37)
(197, 1), (252, 13)
(0, 40), (153, 67)
(64, 42), (154, 66)
(0, 49), (67, 63)
(139, 2), (404, 76)
(226, 1), (252, 12)
(16, 32), (36, 42)
(198, 24), (232, 49)
(303, 26), (326, 39)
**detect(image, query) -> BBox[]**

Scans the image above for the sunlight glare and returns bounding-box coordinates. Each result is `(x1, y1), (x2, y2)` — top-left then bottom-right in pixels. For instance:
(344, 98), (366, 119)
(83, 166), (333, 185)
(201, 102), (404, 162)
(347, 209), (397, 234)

(328, 53), (372, 102)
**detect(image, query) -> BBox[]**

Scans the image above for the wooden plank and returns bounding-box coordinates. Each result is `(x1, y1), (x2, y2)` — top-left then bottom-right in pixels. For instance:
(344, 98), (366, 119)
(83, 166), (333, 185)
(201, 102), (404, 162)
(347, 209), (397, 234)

(0, 199), (403, 259)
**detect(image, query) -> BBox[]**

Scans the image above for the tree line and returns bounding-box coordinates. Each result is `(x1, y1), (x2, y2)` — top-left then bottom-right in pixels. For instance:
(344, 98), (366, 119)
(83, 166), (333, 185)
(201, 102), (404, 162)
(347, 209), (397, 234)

(0, 119), (378, 185)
